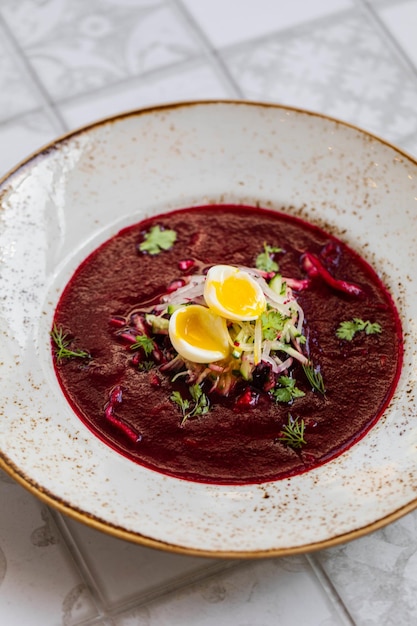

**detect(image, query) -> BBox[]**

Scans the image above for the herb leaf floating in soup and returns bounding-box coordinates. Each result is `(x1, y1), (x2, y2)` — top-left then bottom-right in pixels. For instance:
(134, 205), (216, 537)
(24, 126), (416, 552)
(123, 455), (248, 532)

(51, 205), (403, 485)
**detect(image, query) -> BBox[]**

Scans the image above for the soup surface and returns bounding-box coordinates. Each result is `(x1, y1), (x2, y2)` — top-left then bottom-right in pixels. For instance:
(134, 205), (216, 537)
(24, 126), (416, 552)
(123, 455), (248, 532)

(52, 205), (403, 484)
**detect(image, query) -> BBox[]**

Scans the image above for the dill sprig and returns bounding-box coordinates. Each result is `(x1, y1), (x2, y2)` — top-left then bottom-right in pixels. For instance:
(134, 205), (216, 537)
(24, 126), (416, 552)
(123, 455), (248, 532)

(279, 414), (306, 449)
(50, 324), (90, 363)
(302, 362), (326, 395)
(138, 360), (155, 372)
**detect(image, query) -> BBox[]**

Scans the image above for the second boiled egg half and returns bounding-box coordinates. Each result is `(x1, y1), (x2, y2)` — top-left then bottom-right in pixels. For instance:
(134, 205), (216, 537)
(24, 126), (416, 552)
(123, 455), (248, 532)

(168, 265), (267, 364)
(169, 304), (230, 363)
(204, 265), (266, 321)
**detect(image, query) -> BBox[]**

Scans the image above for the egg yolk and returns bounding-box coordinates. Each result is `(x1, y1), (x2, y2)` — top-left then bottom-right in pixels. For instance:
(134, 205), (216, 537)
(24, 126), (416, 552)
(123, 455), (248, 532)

(204, 266), (266, 321)
(169, 304), (230, 363)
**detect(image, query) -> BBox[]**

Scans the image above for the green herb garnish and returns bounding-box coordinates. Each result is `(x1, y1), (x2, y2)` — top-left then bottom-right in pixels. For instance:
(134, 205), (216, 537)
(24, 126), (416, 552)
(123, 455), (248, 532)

(255, 243), (282, 273)
(130, 335), (155, 356)
(302, 363), (326, 395)
(260, 309), (286, 340)
(170, 391), (190, 420)
(336, 318), (382, 341)
(271, 376), (305, 403)
(50, 324), (90, 363)
(171, 384), (210, 425)
(138, 360), (155, 372)
(139, 225), (177, 255)
(279, 414), (306, 449)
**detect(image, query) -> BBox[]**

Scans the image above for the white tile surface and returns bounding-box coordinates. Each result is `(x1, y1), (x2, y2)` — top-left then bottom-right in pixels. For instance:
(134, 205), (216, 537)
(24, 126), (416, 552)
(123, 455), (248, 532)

(60, 515), (234, 611)
(378, 0), (417, 67)
(1, 0), (417, 624)
(0, 26), (39, 120)
(179, 0), (353, 48)
(59, 62), (230, 129)
(114, 556), (347, 626)
(224, 12), (417, 143)
(0, 471), (97, 626)
(0, 0), (203, 101)
(398, 131), (417, 158)
(0, 112), (61, 178)
(318, 510), (417, 625)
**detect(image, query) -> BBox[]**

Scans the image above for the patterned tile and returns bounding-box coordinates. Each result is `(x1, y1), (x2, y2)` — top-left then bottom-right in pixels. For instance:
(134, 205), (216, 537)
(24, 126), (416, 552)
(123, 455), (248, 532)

(59, 61), (230, 129)
(223, 12), (417, 144)
(365, 0), (409, 7)
(113, 556), (348, 626)
(397, 131), (417, 158)
(0, 471), (97, 626)
(317, 510), (417, 625)
(377, 0), (417, 68)
(0, 26), (39, 121)
(0, 111), (60, 178)
(179, 0), (353, 48)
(0, 0), (203, 101)
(59, 514), (235, 612)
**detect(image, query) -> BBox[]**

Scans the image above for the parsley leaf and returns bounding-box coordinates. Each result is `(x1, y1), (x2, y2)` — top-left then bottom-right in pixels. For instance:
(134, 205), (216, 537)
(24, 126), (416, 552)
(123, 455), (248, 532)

(271, 376), (305, 403)
(255, 243), (282, 273)
(278, 414), (306, 449)
(189, 384), (210, 417)
(170, 391), (190, 420)
(260, 310), (286, 340)
(139, 225), (177, 255)
(130, 335), (155, 356)
(336, 318), (382, 341)
(171, 384), (210, 425)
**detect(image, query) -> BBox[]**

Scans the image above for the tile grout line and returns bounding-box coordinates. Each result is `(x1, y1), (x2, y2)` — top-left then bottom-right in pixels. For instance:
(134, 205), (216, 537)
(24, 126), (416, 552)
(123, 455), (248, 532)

(305, 553), (356, 626)
(192, 6), (358, 58)
(170, 0), (244, 99)
(105, 559), (244, 621)
(46, 56), (219, 112)
(357, 0), (417, 83)
(50, 506), (238, 623)
(0, 13), (69, 135)
(47, 507), (116, 625)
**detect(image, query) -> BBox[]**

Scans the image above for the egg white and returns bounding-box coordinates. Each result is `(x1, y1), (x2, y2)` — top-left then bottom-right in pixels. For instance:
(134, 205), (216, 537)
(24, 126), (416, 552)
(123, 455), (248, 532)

(204, 265), (266, 321)
(169, 304), (230, 363)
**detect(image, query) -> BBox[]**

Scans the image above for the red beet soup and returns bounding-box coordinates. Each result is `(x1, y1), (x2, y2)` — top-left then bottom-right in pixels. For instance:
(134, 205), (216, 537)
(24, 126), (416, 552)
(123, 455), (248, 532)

(51, 205), (403, 484)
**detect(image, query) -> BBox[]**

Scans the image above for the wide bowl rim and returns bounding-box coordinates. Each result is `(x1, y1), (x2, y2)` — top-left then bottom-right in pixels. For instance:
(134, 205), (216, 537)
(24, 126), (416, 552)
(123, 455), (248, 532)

(1, 99), (415, 558)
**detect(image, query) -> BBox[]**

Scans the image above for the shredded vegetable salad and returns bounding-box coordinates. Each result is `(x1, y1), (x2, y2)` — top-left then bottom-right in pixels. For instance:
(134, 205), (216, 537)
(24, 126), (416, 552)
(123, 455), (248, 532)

(109, 253), (321, 406)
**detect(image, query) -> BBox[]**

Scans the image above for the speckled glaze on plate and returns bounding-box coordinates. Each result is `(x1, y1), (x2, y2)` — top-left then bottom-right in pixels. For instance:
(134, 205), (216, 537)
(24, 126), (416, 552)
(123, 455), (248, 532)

(0, 101), (416, 558)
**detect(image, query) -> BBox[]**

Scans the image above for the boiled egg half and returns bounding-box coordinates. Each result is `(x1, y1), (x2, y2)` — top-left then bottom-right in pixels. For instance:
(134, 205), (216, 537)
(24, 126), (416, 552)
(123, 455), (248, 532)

(204, 265), (266, 321)
(169, 304), (230, 363)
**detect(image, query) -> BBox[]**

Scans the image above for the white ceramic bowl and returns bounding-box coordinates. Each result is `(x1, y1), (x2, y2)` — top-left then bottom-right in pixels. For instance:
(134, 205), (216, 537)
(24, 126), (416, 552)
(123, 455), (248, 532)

(0, 101), (416, 557)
